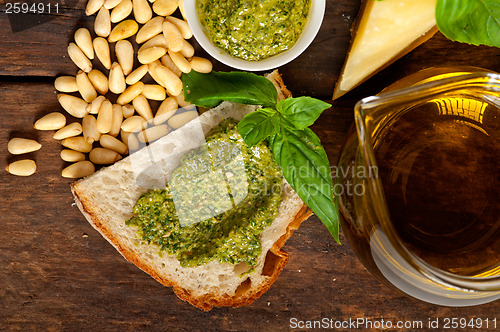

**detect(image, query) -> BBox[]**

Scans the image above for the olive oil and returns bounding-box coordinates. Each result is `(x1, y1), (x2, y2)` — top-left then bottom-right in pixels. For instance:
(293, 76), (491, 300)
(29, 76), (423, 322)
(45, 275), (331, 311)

(373, 96), (500, 276)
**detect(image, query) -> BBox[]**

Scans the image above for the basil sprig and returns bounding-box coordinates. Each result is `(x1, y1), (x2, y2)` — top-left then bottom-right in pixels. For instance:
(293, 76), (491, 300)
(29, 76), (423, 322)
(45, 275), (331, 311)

(183, 71), (340, 243)
(268, 126), (339, 241)
(436, 0), (500, 48)
(182, 71), (278, 108)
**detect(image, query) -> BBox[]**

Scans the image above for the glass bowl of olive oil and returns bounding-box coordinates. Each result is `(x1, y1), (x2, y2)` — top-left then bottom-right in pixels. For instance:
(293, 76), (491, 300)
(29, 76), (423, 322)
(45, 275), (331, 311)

(184, 0), (325, 71)
(336, 67), (500, 306)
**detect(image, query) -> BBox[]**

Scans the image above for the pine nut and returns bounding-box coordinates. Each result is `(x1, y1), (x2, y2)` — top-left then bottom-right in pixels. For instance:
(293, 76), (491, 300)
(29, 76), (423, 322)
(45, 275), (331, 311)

(121, 129), (131, 147)
(132, 95), (153, 120)
(153, 96), (177, 125)
(122, 104), (135, 118)
(6, 160), (36, 177)
(109, 19), (139, 42)
(58, 94), (89, 118)
(109, 104), (123, 137)
(180, 40), (194, 58)
(76, 70), (97, 102)
(68, 43), (92, 73)
(126, 132), (140, 151)
(88, 69), (109, 95)
(53, 122), (83, 140)
(162, 21), (183, 52)
(125, 64), (148, 85)
(88, 95), (106, 115)
(142, 84), (166, 101)
(95, 7), (111, 37)
(168, 50), (190, 73)
(137, 124), (169, 143)
(117, 81), (144, 105)
(103, 0), (122, 10)
(166, 16), (192, 39)
(115, 40), (134, 75)
(8, 138), (42, 154)
(173, 92), (194, 109)
(89, 147), (122, 164)
(155, 65), (182, 96)
(178, 0), (185, 19)
(148, 61), (166, 87)
(136, 16), (164, 44)
(62, 137), (93, 153)
(86, 0), (104, 15)
(160, 54), (182, 77)
(93, 37), (111, 70)
(61, 149), (86, 162)
(138, 46), (167, 64)
(75, 28), (94, 60)
(111, 0), (132, 23)
(132, 0), (152, 24)
(138, 34), (167, 53)
(121, 115), (147, 132)
(153, 0), (177, 16)
(82, 114), (101, 144)
(100, 134), (128, 154)
(97, 100), (113, 134)
(168, 110), (197, 129)
(62, 161), (95, 178)
(55, 76), (78, 93)
(189, 56), (213, 73)
(109, 62), (126, 94)
(34, 112), (67, 131)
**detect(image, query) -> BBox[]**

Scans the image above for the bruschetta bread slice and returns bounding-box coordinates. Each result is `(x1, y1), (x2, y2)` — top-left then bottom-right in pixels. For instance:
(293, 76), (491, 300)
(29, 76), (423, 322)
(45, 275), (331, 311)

(71, 71), (312, 310)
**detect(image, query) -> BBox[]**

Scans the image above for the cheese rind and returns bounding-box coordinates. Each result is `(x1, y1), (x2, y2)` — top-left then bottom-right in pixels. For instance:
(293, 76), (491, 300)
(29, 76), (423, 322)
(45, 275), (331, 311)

(333, 0), (438, 99)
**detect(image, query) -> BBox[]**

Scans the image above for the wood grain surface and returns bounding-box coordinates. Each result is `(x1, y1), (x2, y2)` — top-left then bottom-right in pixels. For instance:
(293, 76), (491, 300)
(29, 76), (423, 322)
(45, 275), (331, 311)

(1, 0), (500, 330)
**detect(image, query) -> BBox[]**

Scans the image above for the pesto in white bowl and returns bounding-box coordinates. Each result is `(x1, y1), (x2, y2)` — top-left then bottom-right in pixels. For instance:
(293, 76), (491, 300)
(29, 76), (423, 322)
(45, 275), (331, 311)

(184, 0), (325, 71)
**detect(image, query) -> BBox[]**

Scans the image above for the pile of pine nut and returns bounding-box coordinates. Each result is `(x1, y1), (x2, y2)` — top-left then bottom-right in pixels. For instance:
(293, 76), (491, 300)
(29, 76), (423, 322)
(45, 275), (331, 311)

(6, 0), (212, 178)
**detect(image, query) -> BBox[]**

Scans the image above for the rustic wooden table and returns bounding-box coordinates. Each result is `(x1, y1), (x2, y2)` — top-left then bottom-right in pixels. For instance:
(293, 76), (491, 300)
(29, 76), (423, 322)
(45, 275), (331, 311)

(1, 0), (499, 330)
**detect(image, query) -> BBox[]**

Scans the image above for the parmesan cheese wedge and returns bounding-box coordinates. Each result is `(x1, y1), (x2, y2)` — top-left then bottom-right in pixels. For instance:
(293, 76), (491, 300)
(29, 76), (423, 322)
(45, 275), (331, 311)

(333, 0), (438, 99)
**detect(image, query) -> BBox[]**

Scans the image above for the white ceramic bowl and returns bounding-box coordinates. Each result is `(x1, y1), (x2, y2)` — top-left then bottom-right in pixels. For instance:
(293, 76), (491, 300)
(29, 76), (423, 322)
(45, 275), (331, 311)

(184, 0), (325, 71)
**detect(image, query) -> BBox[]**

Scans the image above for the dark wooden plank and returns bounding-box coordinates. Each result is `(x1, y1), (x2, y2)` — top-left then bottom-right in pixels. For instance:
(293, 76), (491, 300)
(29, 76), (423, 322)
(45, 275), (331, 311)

(1, 82), (499, 330)
(347, 32), (500, 100)
(2, 1), (500, 98)
(0, 1), (360, 101)
(2, 2), (500, 99)
(0, 5), (93, 77)
(0, 0), (359, 98)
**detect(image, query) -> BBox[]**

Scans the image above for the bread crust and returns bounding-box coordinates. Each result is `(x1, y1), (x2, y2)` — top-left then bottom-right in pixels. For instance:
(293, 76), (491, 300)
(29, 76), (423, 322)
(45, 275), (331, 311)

(266, 70), (293, 100)
(71, 70), (313, 310)
(72, 185), (311, 310)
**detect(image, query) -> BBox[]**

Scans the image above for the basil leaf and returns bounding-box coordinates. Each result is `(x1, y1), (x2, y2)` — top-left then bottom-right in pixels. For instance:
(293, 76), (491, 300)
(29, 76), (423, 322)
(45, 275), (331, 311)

(182, 71), (278, 108)
(436, 0), (500, 48)
(238, 108), (280, 147)
(269, 127), (340, 242)
(277, 97), (331, 130)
